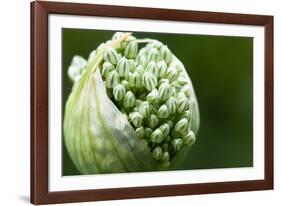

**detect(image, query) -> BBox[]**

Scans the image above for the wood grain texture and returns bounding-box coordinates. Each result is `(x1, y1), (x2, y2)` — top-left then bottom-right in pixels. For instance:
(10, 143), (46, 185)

(30, 1), (274, 204)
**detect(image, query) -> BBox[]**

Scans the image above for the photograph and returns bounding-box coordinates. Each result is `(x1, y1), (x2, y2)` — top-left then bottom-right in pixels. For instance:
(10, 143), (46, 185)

(62, 29), (253, 176)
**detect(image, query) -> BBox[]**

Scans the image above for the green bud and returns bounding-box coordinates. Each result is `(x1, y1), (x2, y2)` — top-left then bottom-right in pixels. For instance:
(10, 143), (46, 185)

(172, 138), (183, 151)
(143, 72), (157, 91)
(151, 129), (164, 143)
(152, 146), (163, 160)
(139, 101), (150, 118)
(160, 45), (172, 65)
(180, 85), (190, 97)
(113, 84), (126, 101)
(116, 57), (131, 78)
(161, 143), (169, 152)
(165, 135), (172, 143)
(159, 123), (170, 137)
(138, 48), (147, 57)
(171, 129), (181, 139)
(177, 74), (188, 85)
(179, 110), (191, 122)
(135, 127), (146, 139)
(174, 118), (188, 134)
(162, 151), (170, 162)
(158, 78), (170, 86)
(129, 112), (143, 127)
(137, 55), (148, 68)
(103, 46), (119, 65)
(121, 80), (130, 91)
(176, 96), (189, 113)
(148, 114), (159, 129)
(136, 65), (144, 75)
(146, 89), (159, 104)
(128, 72), (142, 88)
(157, 60), (168, 78)
(165, 97), (177, 113)
(147, 40), (163, 49)
(157, 105), (170, 119)
(150, 104), (159, 114)
(182, 131), (196, 146)
(101, 62), (115, 78)
(158, 83), (172, 101)
(112, 32), (125, 49)
(124, 41), (138, 59)
(123, 91), (136, 108)
(105, 70), (120, 88)
(166, 67), (179, 82)
(165, 120), (174, 129)
(146, 61), (159, 78)
(147, 47), (161, 62)
(145, 127), (153, 138)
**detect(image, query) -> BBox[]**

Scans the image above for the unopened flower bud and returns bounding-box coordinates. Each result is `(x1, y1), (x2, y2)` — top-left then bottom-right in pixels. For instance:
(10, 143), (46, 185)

(158, 83), (172, 101)
(136, 65), (144, 75)
(162, 151), (170, 162)
(176, 96), (189, 113)
(172, 138), (183, 151)
(165, 97), (177, 113)
(139, 101), (150, 118)
(148, 114), (159, 129)
(182, 131), (196, 146)
(152, 146), (163, 160)
(165, 120), (174, 129)
(143, 72), (157, 91)
(105, 70), (120, 88)
(151, 129), (164, 143)
(113, 84), (126, 101)
(116, 57), (131, 78)
(129, 112), (143, 127)
(166, 67), (179, 82)
(174, 118), (188, 134)
(103, 46), (119, 65)
(146, 89), (159, 104)
(128, 72), (142, 88)
(145, 127), (153, 138)
(102, 62), (115, 78)
(180, 85), (190, 97)
(157, 105), (170, 119)
(121, 80), (130, 91)
(147, 40), (163, 49)
(159, 123), (170, 137)
(147, 47), (161, 62)
(124, 41), (138, 59)
(157, 60), (168, 78)
(123, 91), (136, 108)
(137, 55), (148, 68)
(135, 127), (146, 139)
(146, 61), (159, 78)
(160, 45), (172, 65)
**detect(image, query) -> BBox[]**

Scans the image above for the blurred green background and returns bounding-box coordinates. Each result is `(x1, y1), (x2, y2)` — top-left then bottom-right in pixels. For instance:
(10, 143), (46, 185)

(62, 29), (253, 175)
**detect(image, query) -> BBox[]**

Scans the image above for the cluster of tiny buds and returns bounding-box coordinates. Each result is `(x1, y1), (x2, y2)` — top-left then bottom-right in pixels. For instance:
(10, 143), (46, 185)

(96, 32), (196, 165)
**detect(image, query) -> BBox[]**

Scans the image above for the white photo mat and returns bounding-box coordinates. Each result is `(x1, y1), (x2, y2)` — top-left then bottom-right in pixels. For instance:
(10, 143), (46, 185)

(49, 14), (265, 192)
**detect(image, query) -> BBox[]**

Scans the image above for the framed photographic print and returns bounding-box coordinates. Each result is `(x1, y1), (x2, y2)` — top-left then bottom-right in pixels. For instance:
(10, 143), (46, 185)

(30, 0), (274, 204)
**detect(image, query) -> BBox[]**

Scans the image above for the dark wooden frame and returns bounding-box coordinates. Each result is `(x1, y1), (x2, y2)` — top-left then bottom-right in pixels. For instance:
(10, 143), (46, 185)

(31, 0), (274, 204)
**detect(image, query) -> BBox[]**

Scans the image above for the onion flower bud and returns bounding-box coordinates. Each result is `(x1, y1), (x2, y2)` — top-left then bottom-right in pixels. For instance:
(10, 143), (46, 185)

(146, 89), (159, 104)
(143, 72), (157, 91)
(139, 101), (150, 118)
(101, 61), (115, 78)
(162, 151), (170, 162)
(151, 129), (164, 143)
(116, 57), (131, 78)
(135, 127), (146, 139)
(157, 105), (170, 119)
(121, 79), (130, 91)
(136, 65), (144, 75)
(147, 47), (161, 62)
(165, 97), (177, 113)
(172, 138), (183, 151)
(123, 91), (136, 108)
(124, 41), (138, 59)
(157, 60), (168, 78)
(159, 123), (170, 137)
(165, 120), (174, 129)
(166, 67), (179, 82)
(148, 114), (159, 129)
(174, 118), (188, 134)
(146, 61), (159, 78)
(129, 112), (143, 127)
(183, 131), (196, 146)
(137, 55), (148, 68)
(152, 146), (163, 160)
(147, 40), (163, 49)
(158, 82), (172, 101)
(128, 71), (142, 88)
(160, 45), (172, 65)
(113, 84), (126, 101)
(176, 96), (189, 113)
(145, 127), (153, 139)
(180, 85), (190, 97)
(103, 46), (120, 65)
(105, 70), (120, 88)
